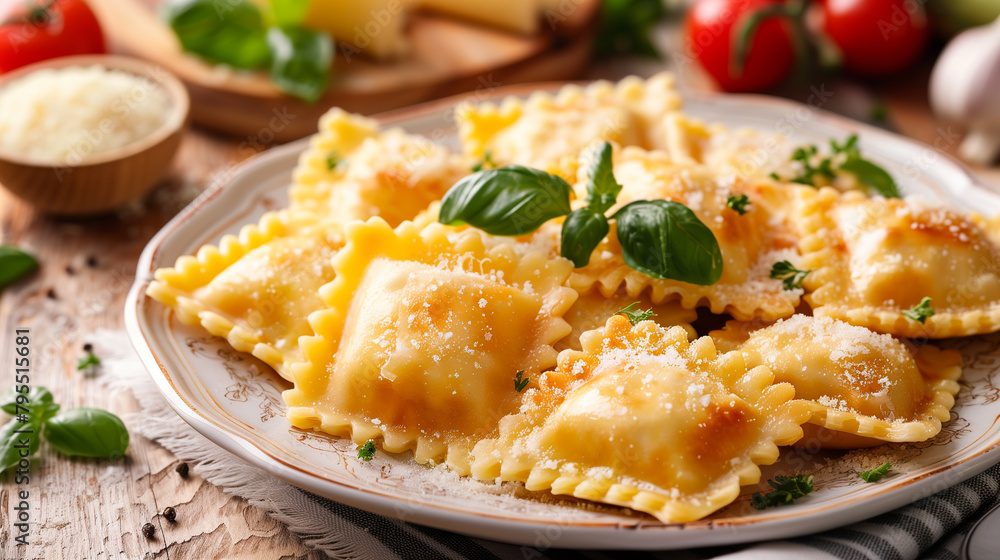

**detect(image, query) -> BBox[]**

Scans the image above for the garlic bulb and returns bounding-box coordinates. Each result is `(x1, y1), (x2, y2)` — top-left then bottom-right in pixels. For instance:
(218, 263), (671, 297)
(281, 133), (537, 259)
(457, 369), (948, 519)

(930, 16), (1000, 165)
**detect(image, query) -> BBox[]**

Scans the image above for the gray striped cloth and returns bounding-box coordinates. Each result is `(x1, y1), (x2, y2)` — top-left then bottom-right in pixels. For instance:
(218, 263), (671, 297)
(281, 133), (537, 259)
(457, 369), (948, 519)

(300, 462), (1000, 560)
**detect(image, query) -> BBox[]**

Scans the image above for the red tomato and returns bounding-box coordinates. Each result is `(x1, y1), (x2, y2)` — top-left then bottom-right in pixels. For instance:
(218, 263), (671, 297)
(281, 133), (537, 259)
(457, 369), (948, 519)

(819, 0), (928, 76)
(686, 0), (796, 93)
(0, 0), (106, 73)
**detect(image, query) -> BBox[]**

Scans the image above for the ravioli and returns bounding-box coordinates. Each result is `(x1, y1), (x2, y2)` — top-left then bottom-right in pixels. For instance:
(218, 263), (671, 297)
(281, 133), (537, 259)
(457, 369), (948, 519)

(711, 315), (963, 448)
(284, 219), (577, 474)
(291, 108), (470, 226)
(556, 290), (697, 351)
(147, 210), (342, 380)
(472, 314), (808, 523)
(553, 147), (809, 321)
(801, 188), (1000, 337)
(456, 73), (682, 180)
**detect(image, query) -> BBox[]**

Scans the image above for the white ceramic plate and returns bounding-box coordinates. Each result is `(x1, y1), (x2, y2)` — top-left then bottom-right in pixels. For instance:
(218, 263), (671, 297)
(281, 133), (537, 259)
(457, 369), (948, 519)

(126, 85), (1000, 549)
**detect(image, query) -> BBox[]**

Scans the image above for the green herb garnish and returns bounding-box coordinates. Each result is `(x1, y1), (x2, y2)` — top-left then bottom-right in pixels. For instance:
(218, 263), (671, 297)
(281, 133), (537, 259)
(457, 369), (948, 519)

(773, 134), (899, 198)
(560, 142), (620, 267)
(903, 297), (935, 324)
(439, 142), (723, 285)
(789, 145), (836, 186)
(751, 475), (814, 509)
(727, 194), (751, 215)
(614, 200), (723, 285)
(77, 352), (101, 371)
(617, 302), (654, 326)
(325, 151), (342, 171)
(860, 462), (892, 483)
(770, 261), (811, 290)
(357, 440), (376, 461)
(439, 165), (573, 236)
(471, 150), (496, 172)
(514, 370), (530, 392)
(0, 246), (37, 288)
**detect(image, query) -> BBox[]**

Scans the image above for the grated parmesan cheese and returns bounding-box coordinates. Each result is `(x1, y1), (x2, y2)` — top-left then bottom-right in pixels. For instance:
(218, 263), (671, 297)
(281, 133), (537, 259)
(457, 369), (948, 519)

(0, 65), (170, 163)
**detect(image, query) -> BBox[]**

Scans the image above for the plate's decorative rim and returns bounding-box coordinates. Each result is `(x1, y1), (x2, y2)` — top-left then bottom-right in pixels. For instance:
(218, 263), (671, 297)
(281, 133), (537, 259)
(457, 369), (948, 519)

(125, 83), (1000, 549)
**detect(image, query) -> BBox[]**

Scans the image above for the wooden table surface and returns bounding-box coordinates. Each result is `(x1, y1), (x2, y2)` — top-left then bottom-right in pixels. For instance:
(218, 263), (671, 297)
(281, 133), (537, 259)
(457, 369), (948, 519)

(1, 71), (999, 559)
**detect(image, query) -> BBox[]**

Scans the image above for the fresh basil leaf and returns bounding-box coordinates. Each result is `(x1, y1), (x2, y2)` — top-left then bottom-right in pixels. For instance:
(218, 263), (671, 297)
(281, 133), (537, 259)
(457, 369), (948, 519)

(164, 0), (271, 69)
(1, 417), (37, 472)
(439, 165), (573, 236)
(0, 386), (54, 416)
(584, 142), (622, 214)
(269, 0), (310, 27)
(0, 403), (57, 473)
(0, 246), (37, 288)
(613, 200), (723, 286)
(840, 157), (900, 198)
(43, 408), (129, 459)
(560, 209), (610, 267)
(267, 26), (333, 103)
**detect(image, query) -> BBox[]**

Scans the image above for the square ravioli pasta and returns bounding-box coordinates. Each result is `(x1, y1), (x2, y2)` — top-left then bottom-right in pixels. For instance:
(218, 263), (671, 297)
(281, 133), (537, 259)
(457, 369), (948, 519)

(800, 188), (1000, 337)
(456, 73), (682, 180)
(471, 314), (810, 523)
(530, 146), (811, 321)
(711, 315), (962, 449)
(147, 210), (342, 381)
(284, 218), (578, 474)
(291, 108), (471, 227)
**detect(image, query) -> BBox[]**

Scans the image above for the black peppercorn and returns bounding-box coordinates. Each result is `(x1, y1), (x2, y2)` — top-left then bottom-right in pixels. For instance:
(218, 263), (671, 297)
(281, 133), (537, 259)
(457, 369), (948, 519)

(162, 507), (176, 523)
(46, 288), (56, 299)
(175, 462), (189, 478)
(83, 343), (93, 352)
(141, 522), (155, 539)
(86, 256), (98, 268)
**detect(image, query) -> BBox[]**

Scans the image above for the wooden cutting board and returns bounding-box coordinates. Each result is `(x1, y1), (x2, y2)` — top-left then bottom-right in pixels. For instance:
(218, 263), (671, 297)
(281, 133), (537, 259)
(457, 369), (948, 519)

(88, 0), (601, 141)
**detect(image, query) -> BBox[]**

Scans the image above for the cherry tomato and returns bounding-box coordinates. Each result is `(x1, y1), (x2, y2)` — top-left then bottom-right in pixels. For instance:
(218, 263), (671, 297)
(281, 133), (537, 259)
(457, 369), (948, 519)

(686, 0), (796, 93)
(819, 0), (928, 76)
(0, 0), (106, 73)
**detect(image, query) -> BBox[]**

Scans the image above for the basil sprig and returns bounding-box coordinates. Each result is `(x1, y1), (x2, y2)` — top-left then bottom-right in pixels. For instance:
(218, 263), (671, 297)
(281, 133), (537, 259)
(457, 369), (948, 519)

(438, 142), (723, 285)
(0, 386), (54, 415)
(0, 389), (58, 472)
(0, 246), (37, 288)
(164, 0), (333, 102)
(560, 209), (610, 267)
(0, 386), (129, 473)
(774, 134), (899, 198)
(44, 408), (130, 459)
(439, 165), (573, 236)
(613, 200), (723, 285)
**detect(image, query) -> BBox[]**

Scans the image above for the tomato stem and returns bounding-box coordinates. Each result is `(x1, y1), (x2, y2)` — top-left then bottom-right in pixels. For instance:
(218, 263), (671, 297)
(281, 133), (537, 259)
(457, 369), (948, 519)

(2, 0), (59, 27)
(731, 0), (812, 83)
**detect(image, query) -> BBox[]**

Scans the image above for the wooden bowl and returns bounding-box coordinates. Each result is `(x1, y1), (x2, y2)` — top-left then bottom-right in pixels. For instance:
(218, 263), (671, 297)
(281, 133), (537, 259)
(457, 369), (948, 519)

(0, 55), (189, 216)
